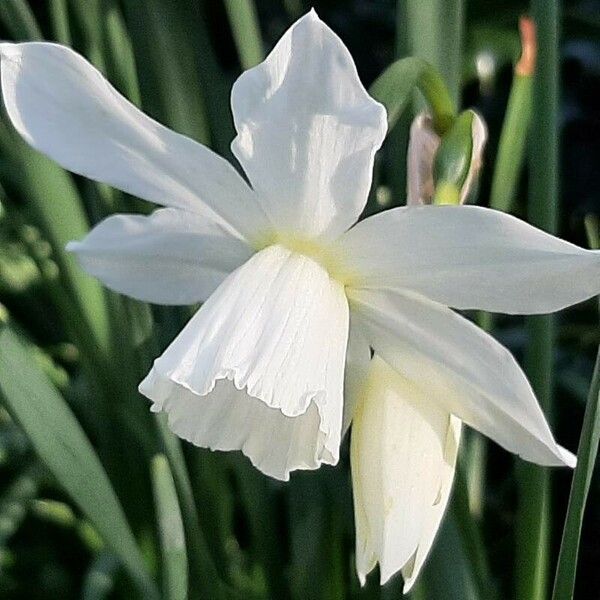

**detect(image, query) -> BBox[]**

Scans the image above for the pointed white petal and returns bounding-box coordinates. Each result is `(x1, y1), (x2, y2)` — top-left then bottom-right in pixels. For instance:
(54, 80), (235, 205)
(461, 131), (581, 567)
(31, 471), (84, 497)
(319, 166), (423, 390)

(351, 356), (460, 587)
(342, 318), (371, 436)
(66, 208), (253, 304)
(0, 42), (269, 241)
(230, 10), (387, 239)
(402, 414), (461, 592)
(338, 205), (600, 314)
(349, 287), (576, 467)
(140, 244), (349, 480)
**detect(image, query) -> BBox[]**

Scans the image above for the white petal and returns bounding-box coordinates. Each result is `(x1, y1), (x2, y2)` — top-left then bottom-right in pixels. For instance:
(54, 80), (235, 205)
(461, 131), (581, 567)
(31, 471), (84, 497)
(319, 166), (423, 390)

(342, 319), (371, 436)
(349, 287), (576, 467)
(339, 205), (600, 314)
(66, 208), (253, 304)
(351, 356), (461, 587)
(230, 10), (387, 239)
(140, 244), (349, 480)
(0, 42), (269, 241)
(402, 416), (461, 593)
(143, 372), (332, 481)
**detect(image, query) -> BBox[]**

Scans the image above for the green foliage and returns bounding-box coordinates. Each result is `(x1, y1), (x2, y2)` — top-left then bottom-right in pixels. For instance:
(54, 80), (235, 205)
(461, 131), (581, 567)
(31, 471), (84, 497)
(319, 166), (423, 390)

(0, 326), (157, 598)
(151, 455), (188, 600)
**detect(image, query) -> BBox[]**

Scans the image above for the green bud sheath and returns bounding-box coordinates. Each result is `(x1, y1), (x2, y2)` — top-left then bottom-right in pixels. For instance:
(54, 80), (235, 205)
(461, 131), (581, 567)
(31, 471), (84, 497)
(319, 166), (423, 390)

(433, 110), (475, 204)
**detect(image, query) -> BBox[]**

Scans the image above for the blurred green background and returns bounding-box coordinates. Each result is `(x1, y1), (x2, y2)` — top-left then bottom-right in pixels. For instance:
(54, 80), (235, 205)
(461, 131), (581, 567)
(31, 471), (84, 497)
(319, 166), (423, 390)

(0, 1), (598, 599)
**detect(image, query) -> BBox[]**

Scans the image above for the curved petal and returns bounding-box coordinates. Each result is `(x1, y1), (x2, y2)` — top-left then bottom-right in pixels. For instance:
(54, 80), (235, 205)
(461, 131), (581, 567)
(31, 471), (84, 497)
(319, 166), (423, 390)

(143, 372), (332, 481)
(66, 208), (254, 305)
(0, 42), (269, 241)
(338, 205), (600, 314)
(351, 356), (461, 588)
(140, 244), (349, 480)
(349, 287), (576, 467)
(230, 10), (387, 240)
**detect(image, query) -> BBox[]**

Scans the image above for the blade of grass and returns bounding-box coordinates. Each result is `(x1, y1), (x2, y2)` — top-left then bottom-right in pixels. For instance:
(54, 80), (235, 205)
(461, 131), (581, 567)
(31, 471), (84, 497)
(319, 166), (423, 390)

(453, 458), (495, 599)
(0, 0), (42, 41)
(223, 0), (264, 69)
(100, 0), (141, 106)
(406, 0), (464, 107)
(0, 123), (112, 361)
(121, 0), (211, 144)
(155, 415), (226, 600)
(551, 223), (600, 600)
(552, 351), (600, 600)
(49, 0), (72, 45)
(151, 454), (188, 600)
(517, 3), (560, 599)
(0, 326), (157, 598)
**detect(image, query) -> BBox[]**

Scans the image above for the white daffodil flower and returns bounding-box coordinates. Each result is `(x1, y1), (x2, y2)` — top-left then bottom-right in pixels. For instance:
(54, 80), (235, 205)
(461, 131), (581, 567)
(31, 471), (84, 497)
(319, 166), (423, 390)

(1, 12), (599, 586)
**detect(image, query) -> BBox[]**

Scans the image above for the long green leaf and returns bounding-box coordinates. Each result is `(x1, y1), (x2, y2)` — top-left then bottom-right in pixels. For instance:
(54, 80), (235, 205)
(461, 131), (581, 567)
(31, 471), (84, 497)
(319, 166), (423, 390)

(552, 348), (600, 600)
(151, 454), (188, 600)
(0, 0), (42, 41)
(155, 415), (226, 600)
(121, 0), (211, 144)
(0, 124), (112, 362)
(223, 0), (264, 69)
(552, 223), (600, 600)
(49, 0), (72, 45)
(0, 326), (157, 598)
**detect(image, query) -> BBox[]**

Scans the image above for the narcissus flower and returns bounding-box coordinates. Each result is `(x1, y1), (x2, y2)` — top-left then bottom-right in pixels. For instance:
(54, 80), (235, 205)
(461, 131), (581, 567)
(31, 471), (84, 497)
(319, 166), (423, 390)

(1, 9), (599, 588)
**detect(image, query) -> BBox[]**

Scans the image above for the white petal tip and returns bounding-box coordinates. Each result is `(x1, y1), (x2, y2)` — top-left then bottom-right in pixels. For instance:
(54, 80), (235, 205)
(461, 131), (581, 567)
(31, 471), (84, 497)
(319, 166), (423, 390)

(559, 446), (577, 469)
(0, 43), (18, 60)
(65, 241), (79, 253)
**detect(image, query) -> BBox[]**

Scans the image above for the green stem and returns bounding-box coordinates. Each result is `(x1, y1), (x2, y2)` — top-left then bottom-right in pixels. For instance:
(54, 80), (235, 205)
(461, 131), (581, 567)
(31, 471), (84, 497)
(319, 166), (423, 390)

(453, 459), (495, 599)
(406, 0), (464, 107)
(490, 17), (536, 213)
(551, 223), (600, 599)
(155, 416), (226, 600)
(223, 0), (264, 70)
(517, 3), (560, 599)
(552, 347), (600, 600)
(489, 73), (533, 212)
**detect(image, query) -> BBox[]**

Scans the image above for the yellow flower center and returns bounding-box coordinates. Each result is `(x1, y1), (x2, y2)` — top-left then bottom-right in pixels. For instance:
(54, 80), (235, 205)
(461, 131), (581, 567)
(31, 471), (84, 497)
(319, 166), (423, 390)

(252, 231), (357, 286)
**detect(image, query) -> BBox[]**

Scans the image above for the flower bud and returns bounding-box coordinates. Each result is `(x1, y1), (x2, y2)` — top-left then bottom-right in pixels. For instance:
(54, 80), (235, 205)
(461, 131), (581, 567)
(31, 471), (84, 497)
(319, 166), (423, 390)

(407, 110), (487, 206)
